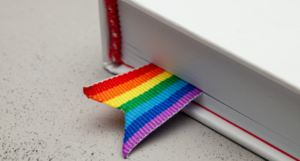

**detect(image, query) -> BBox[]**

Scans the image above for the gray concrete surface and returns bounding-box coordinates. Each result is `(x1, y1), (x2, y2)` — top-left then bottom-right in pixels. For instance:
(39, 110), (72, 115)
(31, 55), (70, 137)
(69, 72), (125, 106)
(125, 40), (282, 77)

(0, 0), (265, 160)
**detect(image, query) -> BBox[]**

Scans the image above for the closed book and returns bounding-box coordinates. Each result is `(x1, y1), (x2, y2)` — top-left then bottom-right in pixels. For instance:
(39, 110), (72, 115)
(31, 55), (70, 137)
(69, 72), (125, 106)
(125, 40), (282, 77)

(99, 0), (300, 160)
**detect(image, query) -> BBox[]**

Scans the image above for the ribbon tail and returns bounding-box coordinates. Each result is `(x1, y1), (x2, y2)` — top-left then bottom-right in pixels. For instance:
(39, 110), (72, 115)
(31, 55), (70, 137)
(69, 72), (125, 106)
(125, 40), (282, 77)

(83, 63), (202, 158)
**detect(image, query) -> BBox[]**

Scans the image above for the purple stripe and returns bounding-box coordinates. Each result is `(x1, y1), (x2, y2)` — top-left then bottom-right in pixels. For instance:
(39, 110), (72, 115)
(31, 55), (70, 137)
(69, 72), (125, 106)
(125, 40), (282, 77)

(122, 88), (201, 157)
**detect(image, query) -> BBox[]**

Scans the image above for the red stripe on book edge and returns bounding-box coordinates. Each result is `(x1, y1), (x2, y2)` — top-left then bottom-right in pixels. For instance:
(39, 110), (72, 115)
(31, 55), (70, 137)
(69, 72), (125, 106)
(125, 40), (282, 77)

(103, 0), (139, 68)
(104, 0), (135, 66)
(192, 101), (299, 161)
(105, 0), (122, 63)
(102, 0), (135, 68)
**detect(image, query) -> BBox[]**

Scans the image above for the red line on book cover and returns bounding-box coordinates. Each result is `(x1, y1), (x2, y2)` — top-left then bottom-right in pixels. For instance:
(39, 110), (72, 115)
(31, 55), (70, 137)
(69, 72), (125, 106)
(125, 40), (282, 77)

(192, 101), (299, 161)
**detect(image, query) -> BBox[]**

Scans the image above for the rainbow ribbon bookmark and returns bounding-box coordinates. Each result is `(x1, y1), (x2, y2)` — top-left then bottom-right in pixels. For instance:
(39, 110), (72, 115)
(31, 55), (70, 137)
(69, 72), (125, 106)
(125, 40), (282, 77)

(83, 63), (202, 158)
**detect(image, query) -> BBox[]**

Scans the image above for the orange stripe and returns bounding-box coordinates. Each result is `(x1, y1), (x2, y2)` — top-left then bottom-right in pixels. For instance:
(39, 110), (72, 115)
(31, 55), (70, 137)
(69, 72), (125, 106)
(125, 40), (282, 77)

(89, 67), (165, 102)
(83, 64), (158, 97)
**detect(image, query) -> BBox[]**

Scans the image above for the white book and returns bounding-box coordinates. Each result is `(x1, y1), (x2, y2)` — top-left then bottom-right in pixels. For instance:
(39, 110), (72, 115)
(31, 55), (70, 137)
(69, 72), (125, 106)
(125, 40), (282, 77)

(98, 0), (300, 160)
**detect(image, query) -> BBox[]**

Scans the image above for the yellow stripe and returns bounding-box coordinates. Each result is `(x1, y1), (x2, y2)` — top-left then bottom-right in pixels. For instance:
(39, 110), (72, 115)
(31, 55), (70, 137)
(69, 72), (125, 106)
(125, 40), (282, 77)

(103, 71), (172, 108)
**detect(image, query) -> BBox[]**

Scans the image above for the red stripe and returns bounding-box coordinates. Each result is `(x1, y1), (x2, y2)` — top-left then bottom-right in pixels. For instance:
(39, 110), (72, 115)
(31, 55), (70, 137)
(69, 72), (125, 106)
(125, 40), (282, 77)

(83, 64), (158, 97)
(192, 101), (299, 161)
(88, 67), (165, 102)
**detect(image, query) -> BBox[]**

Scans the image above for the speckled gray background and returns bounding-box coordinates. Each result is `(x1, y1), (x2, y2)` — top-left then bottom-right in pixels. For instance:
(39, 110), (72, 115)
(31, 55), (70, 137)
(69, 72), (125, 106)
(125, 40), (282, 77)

(0, 0), (266, 160)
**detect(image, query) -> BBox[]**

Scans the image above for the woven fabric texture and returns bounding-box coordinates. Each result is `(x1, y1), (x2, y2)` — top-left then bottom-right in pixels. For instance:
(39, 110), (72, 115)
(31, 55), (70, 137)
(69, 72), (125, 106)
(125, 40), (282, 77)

(104, 0), (122, 63)
(83, 64), (202, 158)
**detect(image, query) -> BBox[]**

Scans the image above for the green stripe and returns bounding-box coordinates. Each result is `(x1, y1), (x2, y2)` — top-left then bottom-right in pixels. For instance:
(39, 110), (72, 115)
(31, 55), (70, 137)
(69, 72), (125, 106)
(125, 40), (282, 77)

(117, 75), (180, 114)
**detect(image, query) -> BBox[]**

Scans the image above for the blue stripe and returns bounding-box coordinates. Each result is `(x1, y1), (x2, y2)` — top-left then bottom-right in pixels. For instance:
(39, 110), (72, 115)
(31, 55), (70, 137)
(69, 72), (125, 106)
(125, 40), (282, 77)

(124, 80), (188, 128)
(123, 84), (195, 143)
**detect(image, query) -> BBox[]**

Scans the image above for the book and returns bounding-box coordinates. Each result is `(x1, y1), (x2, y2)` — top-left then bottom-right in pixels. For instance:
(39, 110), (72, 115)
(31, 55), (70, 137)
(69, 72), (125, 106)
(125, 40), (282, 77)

(99, 0), (300, 160)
